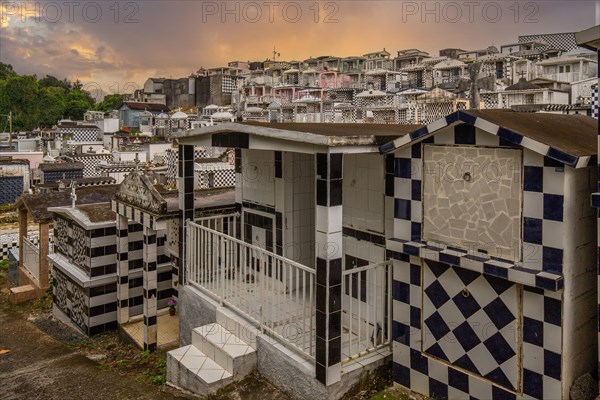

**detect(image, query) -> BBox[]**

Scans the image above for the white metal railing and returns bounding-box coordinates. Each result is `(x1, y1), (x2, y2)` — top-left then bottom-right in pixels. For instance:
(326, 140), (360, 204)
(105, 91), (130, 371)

(22, 237), (40, 282)
(342, 260), (392, 363)
(187, 218), (316, 360)
(195, 213), (238, 236)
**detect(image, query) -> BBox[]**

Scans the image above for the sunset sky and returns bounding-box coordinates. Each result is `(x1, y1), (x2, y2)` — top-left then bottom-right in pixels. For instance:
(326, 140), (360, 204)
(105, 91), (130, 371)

(0, 0), (597, 101)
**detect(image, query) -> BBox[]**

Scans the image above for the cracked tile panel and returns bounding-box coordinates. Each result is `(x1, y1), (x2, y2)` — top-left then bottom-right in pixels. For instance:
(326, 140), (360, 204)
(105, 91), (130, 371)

(423, 145), (522, 261)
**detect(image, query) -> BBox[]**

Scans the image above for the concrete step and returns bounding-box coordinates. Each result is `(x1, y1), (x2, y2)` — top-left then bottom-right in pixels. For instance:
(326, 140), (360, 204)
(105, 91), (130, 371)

(9, 285), (37, 304)
(166, 345), (233, 396)
(216, 306), (260, 349)
(192, 322), (256, 376)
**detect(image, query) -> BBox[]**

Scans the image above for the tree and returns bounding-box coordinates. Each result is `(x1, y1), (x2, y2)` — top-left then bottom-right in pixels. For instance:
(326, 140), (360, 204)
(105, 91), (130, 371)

(0, 75), (40, 131)
(95, 94), (123, 112)
(38, 75), (71, 92)
(0, 66), (97, 129)
(38, 87), (67, 127)
(64, 88), (94, 120)
(0, 63), (16, 80)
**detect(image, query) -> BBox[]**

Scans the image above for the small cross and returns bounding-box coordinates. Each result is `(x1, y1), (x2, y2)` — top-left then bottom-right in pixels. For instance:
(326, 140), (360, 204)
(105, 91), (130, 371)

(517, 71), (527, 78)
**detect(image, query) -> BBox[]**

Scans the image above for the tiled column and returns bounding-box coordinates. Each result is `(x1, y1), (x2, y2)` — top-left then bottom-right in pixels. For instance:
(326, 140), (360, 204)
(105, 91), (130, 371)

(315, 152), (343, 385)
(116, 214), (129, 324)
(178, 144), (195, 284)
(143, 224), (158, 352)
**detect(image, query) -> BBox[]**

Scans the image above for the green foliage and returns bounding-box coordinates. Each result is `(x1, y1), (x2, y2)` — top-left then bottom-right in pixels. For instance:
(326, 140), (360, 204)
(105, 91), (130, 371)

(64, 88), (94, 120)
(0, 260), (8, 271)
(0, 63), (16, 80)
(147, 358), (167, 385)
(0, 63), (109, 130)
(95, 94), (123, 112)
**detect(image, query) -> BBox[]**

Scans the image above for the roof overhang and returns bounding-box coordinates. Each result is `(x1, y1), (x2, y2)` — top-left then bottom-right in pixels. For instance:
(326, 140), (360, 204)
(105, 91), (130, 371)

(379, 110), (596, 169)
(575, 25), (600, 51)
(175, 122), (408, 154)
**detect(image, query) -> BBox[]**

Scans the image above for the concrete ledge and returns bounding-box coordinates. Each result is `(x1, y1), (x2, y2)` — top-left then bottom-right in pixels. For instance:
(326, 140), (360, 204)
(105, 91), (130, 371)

(257, 336), (392, 400)
(257, 335), (327, 400)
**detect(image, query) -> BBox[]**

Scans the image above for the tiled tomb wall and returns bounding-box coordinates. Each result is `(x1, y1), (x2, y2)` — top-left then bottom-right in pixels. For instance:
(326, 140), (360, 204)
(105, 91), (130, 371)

(237, 149), (315, 269)
(52, 214), (173, 335)
(341, 153), (387, 336)
(388, 122), (597, 399)
(41, 168), (84, 184)
(0, 176), (24, 205)
(0, 231), (54, 261)
(194, 162), (235, 190)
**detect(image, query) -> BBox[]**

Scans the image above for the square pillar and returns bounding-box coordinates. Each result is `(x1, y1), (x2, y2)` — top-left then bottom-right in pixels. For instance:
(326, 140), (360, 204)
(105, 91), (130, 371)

(116, 215), (129, 324)
(18, 209), (27, 271)
(143, 224), (158, 352)
(178, 144), (195, 284)
(38, 222), (50, 289)
(315, 153), (343, 386)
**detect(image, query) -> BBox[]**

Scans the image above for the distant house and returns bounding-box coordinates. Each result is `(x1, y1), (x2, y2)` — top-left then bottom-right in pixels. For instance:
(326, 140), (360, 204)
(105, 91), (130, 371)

(118, 102), (170, 130)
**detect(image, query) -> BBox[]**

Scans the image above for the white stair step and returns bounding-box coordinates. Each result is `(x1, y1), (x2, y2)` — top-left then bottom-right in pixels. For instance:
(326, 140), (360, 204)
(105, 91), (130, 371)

(216, 306), (260, 349)
(166, 345), (233, 396)
(192, 322), (256, 375)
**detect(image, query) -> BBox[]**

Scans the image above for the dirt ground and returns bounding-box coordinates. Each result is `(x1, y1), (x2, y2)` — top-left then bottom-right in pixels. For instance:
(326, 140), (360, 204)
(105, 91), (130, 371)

(0, 262), (295, 400)
(0, 262), (413, 400)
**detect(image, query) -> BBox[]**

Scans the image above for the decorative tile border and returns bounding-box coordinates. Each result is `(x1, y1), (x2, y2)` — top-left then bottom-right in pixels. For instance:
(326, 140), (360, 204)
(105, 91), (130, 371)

(387, 238), (563, 291)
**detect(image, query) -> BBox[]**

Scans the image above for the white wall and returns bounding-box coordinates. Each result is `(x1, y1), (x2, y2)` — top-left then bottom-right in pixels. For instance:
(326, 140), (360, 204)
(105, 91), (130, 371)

(283, 152), (314, 268)
(561, 165), (598, 398)
(241, 149), (275, 206)
(343, 153), (385, 234)
(113, 151), (148, 163)
(147, 143), (172, 162)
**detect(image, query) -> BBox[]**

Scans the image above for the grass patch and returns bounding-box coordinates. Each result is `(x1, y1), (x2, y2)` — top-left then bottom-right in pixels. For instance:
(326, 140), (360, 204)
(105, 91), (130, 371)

(0, 260), (8, 271)
(0, 204), (14, 212)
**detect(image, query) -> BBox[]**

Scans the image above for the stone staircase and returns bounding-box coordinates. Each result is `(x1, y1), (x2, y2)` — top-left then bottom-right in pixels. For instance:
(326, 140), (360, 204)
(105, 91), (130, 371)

(166, 308), (259, 396)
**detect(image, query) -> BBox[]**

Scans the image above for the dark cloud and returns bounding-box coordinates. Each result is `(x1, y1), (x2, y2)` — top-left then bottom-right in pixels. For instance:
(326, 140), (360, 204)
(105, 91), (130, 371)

(0, 0), (596, 95)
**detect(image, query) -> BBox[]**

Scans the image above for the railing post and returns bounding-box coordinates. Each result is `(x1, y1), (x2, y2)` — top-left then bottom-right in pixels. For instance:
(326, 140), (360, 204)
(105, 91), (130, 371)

(220, 234), (225, 306)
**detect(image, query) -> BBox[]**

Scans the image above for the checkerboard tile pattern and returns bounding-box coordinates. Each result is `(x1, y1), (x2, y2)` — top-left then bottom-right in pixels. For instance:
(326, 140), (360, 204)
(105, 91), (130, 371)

(592, 84), (598, 120)
(518, 32), (582, 52)
(0, 231), (54, 261)
(387, 117), (566, 276)
(165, 147), (233, 187)
(422, 260), (518, 391)
(70, 154), (114, 177)
(391, 253), (562, 400)
(195, 163), (235, 189)
(60, 126), (100, 142)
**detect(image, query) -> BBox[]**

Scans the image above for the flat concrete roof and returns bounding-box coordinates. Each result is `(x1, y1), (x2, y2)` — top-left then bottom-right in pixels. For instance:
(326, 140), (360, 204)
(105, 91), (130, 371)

(175, 122), (423, 147)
